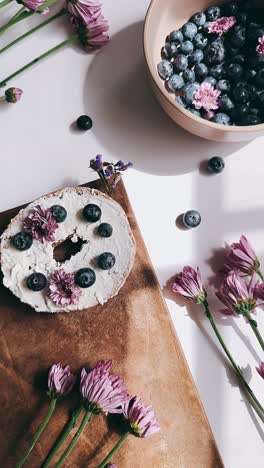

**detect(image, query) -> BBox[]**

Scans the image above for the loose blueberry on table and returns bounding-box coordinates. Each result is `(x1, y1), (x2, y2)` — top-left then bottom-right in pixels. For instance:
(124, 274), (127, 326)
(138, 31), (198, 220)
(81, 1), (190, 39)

(208, 156), (225, 173)
(76, 115), (93, 131)
(182, 210), (201, 229)
(157, 1), (264, 126)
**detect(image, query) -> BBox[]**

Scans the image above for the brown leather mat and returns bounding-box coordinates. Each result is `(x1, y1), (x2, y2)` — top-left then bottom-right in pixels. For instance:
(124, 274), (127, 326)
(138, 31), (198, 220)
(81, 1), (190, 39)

(0, 180), (223, 468)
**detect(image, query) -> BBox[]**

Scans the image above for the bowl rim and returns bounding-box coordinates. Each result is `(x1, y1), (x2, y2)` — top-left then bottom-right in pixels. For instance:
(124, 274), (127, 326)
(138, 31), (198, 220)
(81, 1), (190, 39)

(143, 0), (264, 134)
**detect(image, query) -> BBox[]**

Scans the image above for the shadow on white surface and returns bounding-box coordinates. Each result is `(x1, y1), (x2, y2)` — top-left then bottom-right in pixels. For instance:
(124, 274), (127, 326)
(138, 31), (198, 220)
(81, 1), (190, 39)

(85, 21), (249, 176)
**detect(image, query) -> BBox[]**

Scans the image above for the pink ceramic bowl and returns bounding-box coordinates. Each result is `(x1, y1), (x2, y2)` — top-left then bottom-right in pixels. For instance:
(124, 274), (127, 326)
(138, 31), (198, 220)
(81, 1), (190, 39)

(143, 0), (264, 142)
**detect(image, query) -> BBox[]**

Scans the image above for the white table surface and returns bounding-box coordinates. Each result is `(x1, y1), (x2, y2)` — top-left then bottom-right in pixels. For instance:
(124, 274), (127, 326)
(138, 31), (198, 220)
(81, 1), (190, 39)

(1, 1), (264, 466)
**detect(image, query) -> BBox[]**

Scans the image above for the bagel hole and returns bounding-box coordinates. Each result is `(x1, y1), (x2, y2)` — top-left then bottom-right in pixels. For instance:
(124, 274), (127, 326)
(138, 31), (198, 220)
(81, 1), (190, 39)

(53, 236), (87, 264)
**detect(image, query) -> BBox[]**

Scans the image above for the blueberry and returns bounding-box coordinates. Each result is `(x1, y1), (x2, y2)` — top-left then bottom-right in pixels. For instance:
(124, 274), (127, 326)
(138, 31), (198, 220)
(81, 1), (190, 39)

(213, 113), (232, 125)
(240, 115), (262, 126)
(205, 6), (221, 22)
(249, 56), (264, 72)
(248, 23), (264, 42)
(97, 222), (113, 237)
(229, 25), (246, 49)
(175, 95), (187, 107)
(167, 74), (185, 91)
(183, 68), (195, 83)
(195, 63), (208, 80)
(209, 64), (226, 80)
(219, 95), (235, 112)
(248, 84), (259, 102)
(173, 54), (188, 72)
(169, 30), (184, 44)
(237, 11), (248, 24)
(204, 42), (225, 65)
(97, 252), (116, 270)
(162, 42), (178, 59)
(227, 63), (243, 81)
(231, 104), (250, 123)
(83, 204), (102, 222)
(203, 76), (217, 86)
(182, 210), (201, 229)
(258, 91), (264, 106)
(76, 115), (93, 131)
(50, 205), (67, 223)
(188, 109), (201, 117)
(208, 156), (225, 173)
(223, 1), (239, 16)
(227, 45), (240, 58)
(244, 69), (257, 83)
(203, 22), (213, 35)
(27, 272), (47, 291)
(193, 33), (208, 50)
(233, 86), (250, 103)
(191, 12), (206, 27)
(12, 232), (33, 251)
(255, 69), (264, 88)
(188, 49), (204, 66)
(157, 60), (173, 80)
(182, 22), (198, 40)
(179, 40), (194, 55)
(216, 79), (231, 93)
(248, 108), (261, 117)
(75, 268), (96, 288)
(183, 82), (199, 104)
(232, 54), (246, 65)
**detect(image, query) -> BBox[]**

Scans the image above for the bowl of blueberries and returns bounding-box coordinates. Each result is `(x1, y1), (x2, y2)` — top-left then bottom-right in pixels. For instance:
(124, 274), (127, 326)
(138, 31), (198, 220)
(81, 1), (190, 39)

(144, 0), (264, 141)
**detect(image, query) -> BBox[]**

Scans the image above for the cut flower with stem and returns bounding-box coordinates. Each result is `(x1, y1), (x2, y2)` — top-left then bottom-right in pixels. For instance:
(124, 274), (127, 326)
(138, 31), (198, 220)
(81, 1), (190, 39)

(216, 271), (264, 352)
(223, 235), (263, 279)
(43, 360), (128, 468)
(16, 363), (75, 468)
(171, 265), (264, 418)
(90, 155), (133, 195)
(98, 396), (160, 468)
(0, 13), (109, 88)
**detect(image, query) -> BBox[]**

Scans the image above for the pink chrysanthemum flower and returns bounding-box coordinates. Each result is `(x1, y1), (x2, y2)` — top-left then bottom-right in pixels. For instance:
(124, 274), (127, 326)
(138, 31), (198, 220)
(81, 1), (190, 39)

(171, 266), (206, 304)
(208, 16), (236, 36)
(122, 396), (160, 438)
(48, 363), (76, 397)
(216, 270), (259, 315)
(48, 269), (81, 307)
(193, 82), (221, 111)
(256, 362), (264, 379)
(21, 0), (49, 14)
(224, 235), (260, 275)
(71, 14), (110, 51)
(67, 0), (102, 24)
(80, 360), (129, 415)
(256, 35), (264, 56)
(5, 87), (23, 103)
(23, 205), (58, 242)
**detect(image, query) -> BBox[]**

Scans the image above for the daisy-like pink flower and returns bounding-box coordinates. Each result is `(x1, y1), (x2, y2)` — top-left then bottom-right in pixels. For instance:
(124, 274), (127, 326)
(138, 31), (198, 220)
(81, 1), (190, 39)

(105, 464), (117, 468)
(5, 87), (23, 103)
(208, 16), (236, 36)
(67, 0), (102, 24)
(72, 14), (110, 51)
(193, 82), (221, 111)
(122, 396), (160, 438)
(224, 235), (260, 276)
(23, 205), (58, 242)
(48, 363), (76, 397)
(80, 360), (129, 414)
(171, 266), (206, 304)
(21, 0), (49, 14)
(216, 270), (258, 315)
(256, 35), (264, 56)
(256, 362), (264, 379)
(48, 269), (81, 307)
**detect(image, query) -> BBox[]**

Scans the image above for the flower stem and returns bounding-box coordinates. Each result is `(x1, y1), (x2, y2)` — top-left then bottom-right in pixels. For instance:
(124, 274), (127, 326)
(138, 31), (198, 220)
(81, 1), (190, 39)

(98, 169), (112, 195)
(256, 268), (264, 282)
(203, 301), (264, 417)
(98, 432), (130, 468)
(0, 0), (12, 9)
(42, 405), (84, 468)
(0, 34), (78, 88)
(0, 9), (66, 56)
(55, 411), (92, 467)
(16, 398), (57, 468)
(9, 5), (26, 21)
(0, 9), (33, 35)
(243, 309), (264, 352)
